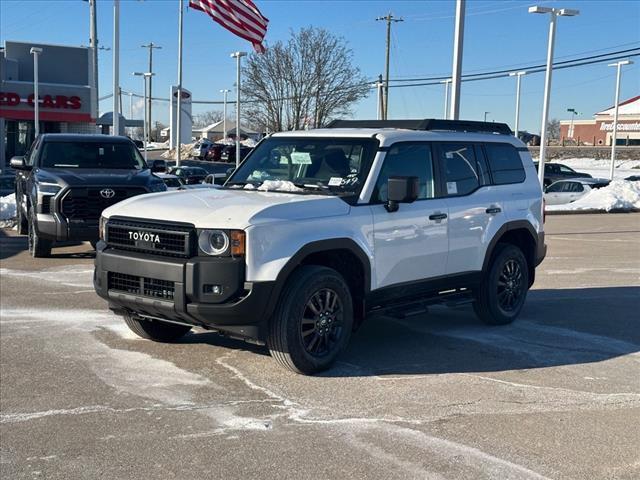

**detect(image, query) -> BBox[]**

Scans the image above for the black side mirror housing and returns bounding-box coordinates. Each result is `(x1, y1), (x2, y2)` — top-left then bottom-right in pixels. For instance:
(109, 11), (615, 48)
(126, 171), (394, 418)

(10, 156), (30, 170)
(385, 176), (419, 213)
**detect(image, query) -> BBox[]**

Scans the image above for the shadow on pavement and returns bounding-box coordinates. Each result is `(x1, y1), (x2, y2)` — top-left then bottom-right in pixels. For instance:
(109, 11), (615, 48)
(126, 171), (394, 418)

(0, 229), (26, 260)
(321, 286), (640, 377)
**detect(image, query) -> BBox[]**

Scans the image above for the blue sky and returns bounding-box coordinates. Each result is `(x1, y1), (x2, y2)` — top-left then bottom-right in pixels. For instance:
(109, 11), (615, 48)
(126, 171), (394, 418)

(2, 0), (639, 134)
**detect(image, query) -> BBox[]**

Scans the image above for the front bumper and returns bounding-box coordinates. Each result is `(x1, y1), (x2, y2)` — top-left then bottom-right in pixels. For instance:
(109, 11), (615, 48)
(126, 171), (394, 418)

(536, 231), (547, 266)
(37, 212), (98, 242)
(93, 242), (274, 340)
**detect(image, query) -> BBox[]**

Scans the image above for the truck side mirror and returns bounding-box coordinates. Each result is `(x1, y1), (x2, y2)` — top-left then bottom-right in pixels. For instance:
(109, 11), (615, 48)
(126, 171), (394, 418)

(10, 156), (30, 170)
(385, 176), (419, 213)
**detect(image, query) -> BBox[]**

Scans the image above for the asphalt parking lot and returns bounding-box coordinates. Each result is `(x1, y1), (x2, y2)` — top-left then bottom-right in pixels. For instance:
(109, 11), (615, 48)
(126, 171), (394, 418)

(1, 213), (639, 480)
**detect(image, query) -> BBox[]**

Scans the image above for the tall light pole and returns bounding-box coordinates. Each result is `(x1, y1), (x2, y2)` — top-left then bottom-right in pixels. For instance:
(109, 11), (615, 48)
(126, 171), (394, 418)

(133, 72), (155, 162)
(483, 111), (490, 122)
(112, 0), (120, 136)
(567, 108), (578, 139)
(440, 79), (451, 119)
(608, 59), (633, 180)
(509, 71), (526, 138)
(141, 42), (161, 143)
(376, 13), (403, 120)
(176, 0), (184, 166)
(220, 89), (230, 141)
(88, 0), (99, 120)
(30, 47), (43, 138)
(449, 0), (465, 120)
(128, 91), (133, 122)
(529, 5), (579, 187)
(230, 51), (247, 168)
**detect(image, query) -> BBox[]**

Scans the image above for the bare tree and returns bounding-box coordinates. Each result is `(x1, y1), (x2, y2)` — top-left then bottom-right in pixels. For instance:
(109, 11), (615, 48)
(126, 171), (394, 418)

(193, 110), (224, 127)
(547, 118), (561, 141)
(243, 27), (370, 132)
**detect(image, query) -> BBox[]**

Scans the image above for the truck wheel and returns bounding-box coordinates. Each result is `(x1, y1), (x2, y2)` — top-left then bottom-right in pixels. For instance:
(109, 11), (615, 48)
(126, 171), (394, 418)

(16, 202), (28, 235)
(28, 209), (52, 258)
(474, 243), (529, 325)
(267, 266), (353, 375)
(123, 312), (191, 342)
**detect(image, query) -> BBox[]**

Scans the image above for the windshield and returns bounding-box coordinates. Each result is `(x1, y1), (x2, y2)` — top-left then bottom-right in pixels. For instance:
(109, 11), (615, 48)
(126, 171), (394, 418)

(228, 137), (378, 196)
(40, 142), (146, 169)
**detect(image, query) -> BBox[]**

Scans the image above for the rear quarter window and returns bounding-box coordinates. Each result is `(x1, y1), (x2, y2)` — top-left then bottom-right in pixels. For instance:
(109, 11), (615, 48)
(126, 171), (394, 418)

(484, 143), (526, 185)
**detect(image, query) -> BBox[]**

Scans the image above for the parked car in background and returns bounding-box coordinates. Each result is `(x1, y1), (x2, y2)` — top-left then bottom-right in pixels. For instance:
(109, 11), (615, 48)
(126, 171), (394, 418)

(534, 162), (592, 187)
(193, 139), (213, 160)
(149, 159), (167, 173)
(221, 145), (253, 164)
(203, 173), (229, 185)
(129, 138), (144, 149)
(205, 143), (225, 162)
(624, 175), (640, 182)
(544, 178), (610, 205)
(1, 173), (16, 197)
(167, 166), (208, 185)
(11, 134), (166, 257)
(155, 173), (184, 190)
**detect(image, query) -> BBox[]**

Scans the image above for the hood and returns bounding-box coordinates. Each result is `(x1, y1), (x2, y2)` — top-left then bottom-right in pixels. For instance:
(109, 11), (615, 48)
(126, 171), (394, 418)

(103, 187), (351, 229)
(35, 168), (157, 188)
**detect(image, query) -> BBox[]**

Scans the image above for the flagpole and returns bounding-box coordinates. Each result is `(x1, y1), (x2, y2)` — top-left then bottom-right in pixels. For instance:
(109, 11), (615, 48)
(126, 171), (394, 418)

(112, 0), (120, 136)
(231, 51), (247, 168)
(176, 0), (184, 166)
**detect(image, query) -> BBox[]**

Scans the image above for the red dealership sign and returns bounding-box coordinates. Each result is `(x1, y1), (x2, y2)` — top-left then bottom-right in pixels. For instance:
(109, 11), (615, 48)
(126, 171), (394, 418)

(0, 92), (82, 109)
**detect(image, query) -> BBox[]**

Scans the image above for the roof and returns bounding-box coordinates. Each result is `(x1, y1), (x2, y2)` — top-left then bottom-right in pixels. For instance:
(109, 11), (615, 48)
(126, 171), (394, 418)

(40, 134), (133, 144)
(596, 95), (640, 116)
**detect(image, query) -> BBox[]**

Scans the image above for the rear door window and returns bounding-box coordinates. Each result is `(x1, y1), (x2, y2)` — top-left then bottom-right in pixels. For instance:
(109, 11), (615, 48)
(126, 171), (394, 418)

(484, 143), (526, 184)
(546, 182), (565, 193)
(437, 143), (481, 196)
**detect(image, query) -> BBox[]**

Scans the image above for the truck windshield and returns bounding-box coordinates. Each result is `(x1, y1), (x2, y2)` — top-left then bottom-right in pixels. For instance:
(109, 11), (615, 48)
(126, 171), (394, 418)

(40, 142), (146, 169)
(227, 137), (378, 195)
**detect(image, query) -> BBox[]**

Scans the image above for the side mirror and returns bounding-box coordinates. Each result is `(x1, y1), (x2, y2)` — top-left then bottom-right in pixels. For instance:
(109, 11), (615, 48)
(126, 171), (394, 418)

(385, 176), (419, 213)
(10, 156), (29, 170)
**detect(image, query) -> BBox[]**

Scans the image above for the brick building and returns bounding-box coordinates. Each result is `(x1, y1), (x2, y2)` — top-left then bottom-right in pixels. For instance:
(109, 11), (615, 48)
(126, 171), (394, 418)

(560, 95), (640, 146)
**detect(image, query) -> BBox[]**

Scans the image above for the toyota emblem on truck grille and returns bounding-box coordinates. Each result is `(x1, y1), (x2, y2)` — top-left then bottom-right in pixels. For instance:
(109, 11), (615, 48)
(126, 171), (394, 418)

(100, 188), (116, 199)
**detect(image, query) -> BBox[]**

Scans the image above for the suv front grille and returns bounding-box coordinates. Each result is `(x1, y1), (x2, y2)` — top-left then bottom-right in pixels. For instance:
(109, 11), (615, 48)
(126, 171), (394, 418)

(108, 272), (175, 301)
(106, 219), (194, 257)
(61, 187), (147, 221)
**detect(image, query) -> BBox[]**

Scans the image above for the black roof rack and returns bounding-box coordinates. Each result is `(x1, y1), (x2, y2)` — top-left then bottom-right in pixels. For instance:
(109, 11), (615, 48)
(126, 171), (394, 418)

(325, 119), (513, 136)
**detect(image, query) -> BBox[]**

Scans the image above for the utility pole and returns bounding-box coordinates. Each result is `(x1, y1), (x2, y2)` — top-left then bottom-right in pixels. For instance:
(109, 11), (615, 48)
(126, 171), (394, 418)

(608, 59), (633, 180)
(112, 0), (120, 136)
(449, 0), (465, 120)
(509, 71), (526, 137)
(141, 42), (161, 143)
(89, 0), (99, 120)
(376, 12), (403, 120)
(374, 75), (384, 120)
(440, 79), (451, 119)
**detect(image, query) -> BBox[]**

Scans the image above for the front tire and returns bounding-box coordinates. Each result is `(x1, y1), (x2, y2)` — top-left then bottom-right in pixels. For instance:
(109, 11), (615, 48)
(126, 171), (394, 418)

(16, 201), (28, 235)
(28, 209), (52, 258)
(474, 244), (529, 325)
(267, 266), (354, 375)
(123, 312), (191, 342)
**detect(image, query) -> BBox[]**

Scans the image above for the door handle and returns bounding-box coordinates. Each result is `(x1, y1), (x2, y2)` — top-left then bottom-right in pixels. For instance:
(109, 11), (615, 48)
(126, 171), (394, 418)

(428, 212), (448, 221)
(485, 207), (502, 214)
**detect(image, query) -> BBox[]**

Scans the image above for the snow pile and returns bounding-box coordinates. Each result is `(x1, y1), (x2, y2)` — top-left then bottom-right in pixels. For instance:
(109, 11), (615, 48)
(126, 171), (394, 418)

(537, 157), (640, 179)
(0, 193), (17, 228)
(256, 180), (303, 192)
(161, 143), (196, 159)
(546, 180), (640, 212)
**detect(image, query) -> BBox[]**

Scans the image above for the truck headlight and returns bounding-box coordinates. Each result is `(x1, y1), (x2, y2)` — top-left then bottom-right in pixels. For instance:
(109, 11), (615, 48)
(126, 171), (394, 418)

(38, 183), (62, 195)
(198, 229), (229, 256)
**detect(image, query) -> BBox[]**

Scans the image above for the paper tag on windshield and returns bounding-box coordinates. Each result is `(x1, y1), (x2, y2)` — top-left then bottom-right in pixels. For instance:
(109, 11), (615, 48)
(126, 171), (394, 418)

(328, 177), (343, 186)
(447, 182), (458, 194)
(290, 152), (312, 164)
(445, 151), (454, 159)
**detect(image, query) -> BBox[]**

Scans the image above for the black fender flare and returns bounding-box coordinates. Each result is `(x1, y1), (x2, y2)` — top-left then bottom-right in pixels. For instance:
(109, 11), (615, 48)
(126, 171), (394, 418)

(263, 238), (372, 320)
(482, 220), (539, 274)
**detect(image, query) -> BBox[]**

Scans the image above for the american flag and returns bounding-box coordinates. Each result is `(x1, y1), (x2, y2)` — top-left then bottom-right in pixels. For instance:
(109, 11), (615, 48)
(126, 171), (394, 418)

(189, 0), (269, 53)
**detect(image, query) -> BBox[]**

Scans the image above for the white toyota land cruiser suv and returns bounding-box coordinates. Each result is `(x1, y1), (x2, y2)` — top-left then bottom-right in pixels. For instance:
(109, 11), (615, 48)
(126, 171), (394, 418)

(94, 119), (546, 374)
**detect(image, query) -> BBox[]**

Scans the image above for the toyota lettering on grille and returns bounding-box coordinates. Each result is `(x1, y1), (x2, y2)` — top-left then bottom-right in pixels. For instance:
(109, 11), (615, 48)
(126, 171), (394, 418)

(100, 188), (116, 199)
(128, 231), (161, 243)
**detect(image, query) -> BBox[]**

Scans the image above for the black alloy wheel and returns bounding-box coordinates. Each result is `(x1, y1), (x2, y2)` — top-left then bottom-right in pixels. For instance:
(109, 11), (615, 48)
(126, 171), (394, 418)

(300, 288), (344, 358)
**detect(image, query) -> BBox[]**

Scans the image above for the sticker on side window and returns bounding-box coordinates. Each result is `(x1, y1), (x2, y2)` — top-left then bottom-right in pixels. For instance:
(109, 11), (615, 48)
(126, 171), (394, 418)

(290, 152), (312, 165)
(446, 182), (458, 194)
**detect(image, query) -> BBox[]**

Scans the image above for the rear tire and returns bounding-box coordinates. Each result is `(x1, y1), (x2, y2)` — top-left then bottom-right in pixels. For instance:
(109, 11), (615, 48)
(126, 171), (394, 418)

(267, 266), (353, 375)
(28, 208), (52, 258)
(123, 312), (191, 342)
(474, 244), (529, 325)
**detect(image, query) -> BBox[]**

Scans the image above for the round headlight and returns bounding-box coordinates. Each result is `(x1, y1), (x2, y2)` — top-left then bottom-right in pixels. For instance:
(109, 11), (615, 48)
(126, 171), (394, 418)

(198, 229), (229, 256)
